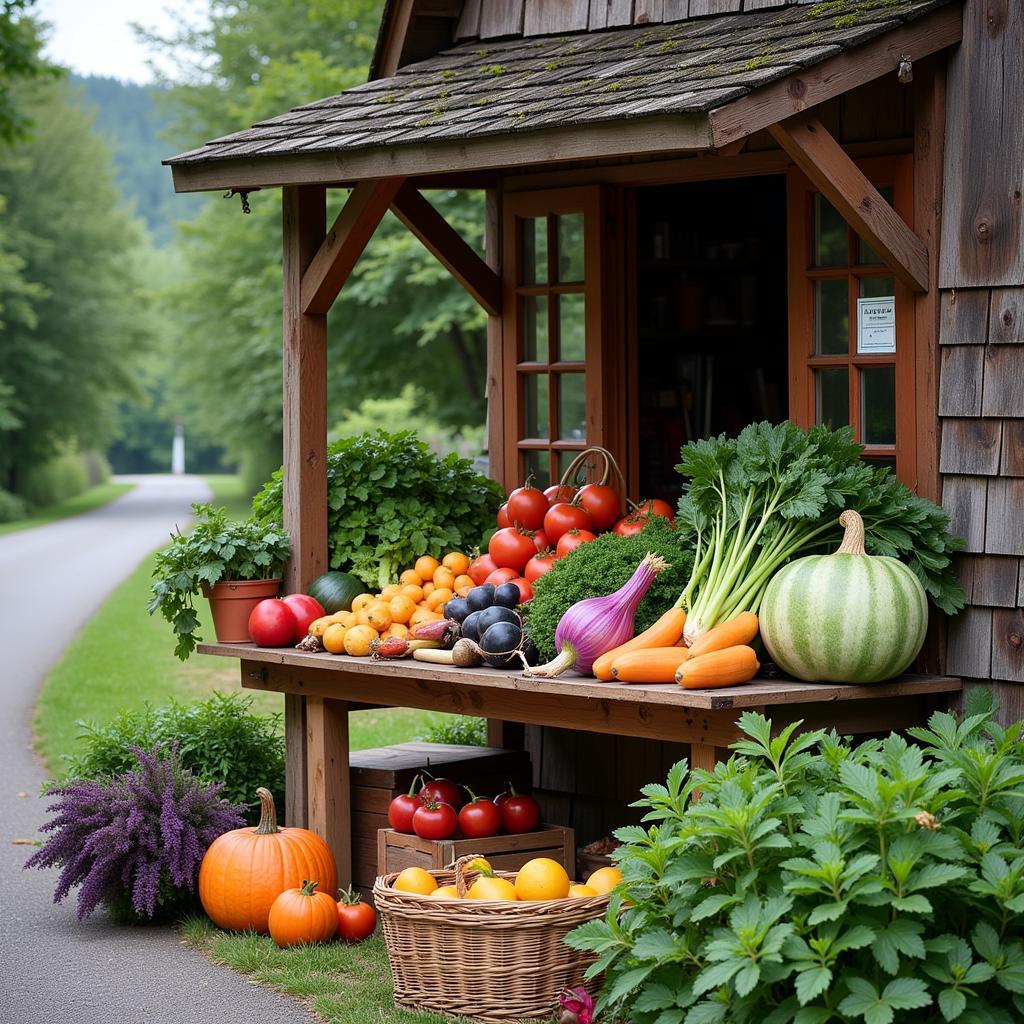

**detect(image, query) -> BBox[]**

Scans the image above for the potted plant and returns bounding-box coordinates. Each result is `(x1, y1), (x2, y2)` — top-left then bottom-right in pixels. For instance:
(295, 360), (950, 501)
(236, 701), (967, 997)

(148, 503), (291, 658)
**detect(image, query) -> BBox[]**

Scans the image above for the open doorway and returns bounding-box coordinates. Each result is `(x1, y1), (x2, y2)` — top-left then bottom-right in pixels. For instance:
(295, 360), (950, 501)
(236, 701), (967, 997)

(633, 177), (789, 501)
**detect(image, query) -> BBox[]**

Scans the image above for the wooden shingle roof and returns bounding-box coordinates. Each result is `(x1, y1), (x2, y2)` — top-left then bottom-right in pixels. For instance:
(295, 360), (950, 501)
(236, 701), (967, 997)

(165, 0), (958, 189)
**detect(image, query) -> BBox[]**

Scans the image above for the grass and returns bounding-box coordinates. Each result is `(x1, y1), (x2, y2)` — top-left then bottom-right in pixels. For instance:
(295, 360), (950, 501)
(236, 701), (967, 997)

(0, 480), (135, 536)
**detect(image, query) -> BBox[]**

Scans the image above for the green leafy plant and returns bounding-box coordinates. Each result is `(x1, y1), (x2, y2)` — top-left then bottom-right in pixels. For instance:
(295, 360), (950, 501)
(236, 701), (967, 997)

(568, 695), (1024, 1023)
(148, 503), (290, 659)
(252, 430), (503, 590)
(58, 692), (284, 825)
(419, 715), (487, 747)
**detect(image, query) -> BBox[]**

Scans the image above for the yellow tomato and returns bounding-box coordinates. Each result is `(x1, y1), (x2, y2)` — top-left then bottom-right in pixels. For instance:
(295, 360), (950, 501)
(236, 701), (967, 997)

(343, 624), (378, 657)
(399, 569), (422, 588)
(442, 551), (470, 576)
(400, 584), (424, 604)
(307, 615), (335, 638)
(468, 858), (492, 873)
(384, 623), (410, 640)
(568, 884), (599, 899)
(466, 877), (518, 901)
(322, 623), (348, 654)
(388, 594), (416, 624)
(426, 587), (453, 612)
(410, 608), (442, 628)
(393, 867), (437, 896)
(453, 574), (475, 595)
(380, 584), (400, 600)
(421, 580), (435, 598)
(415, 556), (440, 581)
(432, 566), (456, 591)
(586, 866), (623, 894)
(515, 858), (570, 901)
(351, 593), (376, 614)
(365, 602), (393, 633)
(330, 610), (356, 628)
(429, 885), (460, 900)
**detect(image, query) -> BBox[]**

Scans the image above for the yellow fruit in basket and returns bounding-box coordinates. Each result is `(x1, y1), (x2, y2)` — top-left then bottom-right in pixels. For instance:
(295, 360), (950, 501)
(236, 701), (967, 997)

(322, 623), (349, 654)
(394, 867), (437, 895)
(365, 603), (393, 632)
(430, 885), (460, 899)
(307, 615), (335, 638)
(400, 584), (424, 604)
(467, 857), (492, 873)
(442, 552), (470, 576)
(351, 593), (376, 614)
(380, 584), (400, 600)
(432, 566), (456, 591)
(453, 575), (474, 596)
(415, 556), (440, 581)
(515, 858), (570, 901)
(568, 884), (599, 899)
(426, 587), (453, 612)
(586, 866), (623, 894)
(343, 624), (378, 657)
(399, 569), (422, 588)
(466, 877), (518, 901)
(384, 623), (410, 640)
(388, 594), (416, 624)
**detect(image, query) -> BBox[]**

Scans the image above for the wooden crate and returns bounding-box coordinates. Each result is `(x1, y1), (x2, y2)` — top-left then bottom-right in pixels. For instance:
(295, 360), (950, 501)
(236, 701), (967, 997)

(377, 824), (575, 879)
(350, 742), (532, 891)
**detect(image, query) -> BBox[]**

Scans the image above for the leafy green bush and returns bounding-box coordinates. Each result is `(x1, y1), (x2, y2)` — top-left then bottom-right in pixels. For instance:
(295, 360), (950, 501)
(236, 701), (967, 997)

(0, 486), (26, 522)
(20, 450), (90, 507)
(419, 715), (487, 747)
(60, 692), (284, 825)
(569, 700), (1024, 1024)
(252, 430), (503, 590)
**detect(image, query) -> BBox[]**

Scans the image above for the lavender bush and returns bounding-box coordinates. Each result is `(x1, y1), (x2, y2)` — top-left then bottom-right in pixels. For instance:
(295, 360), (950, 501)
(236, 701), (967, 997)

(26, 745), (244, 921)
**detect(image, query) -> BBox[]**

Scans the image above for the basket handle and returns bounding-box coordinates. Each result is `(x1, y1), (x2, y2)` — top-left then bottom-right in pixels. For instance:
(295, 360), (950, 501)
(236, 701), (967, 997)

(557, 446), (627, 494)
(452, 853), (487, 898)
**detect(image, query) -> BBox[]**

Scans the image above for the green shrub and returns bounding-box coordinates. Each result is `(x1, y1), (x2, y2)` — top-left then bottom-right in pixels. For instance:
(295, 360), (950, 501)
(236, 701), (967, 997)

(20, 450), (90, 507)
(80, 450), (111, 487)
(0, 487), (26, 522)
(569, 698), (1024, 1024)
(59, 692), (284, 825)
(419, 715), (487, 747)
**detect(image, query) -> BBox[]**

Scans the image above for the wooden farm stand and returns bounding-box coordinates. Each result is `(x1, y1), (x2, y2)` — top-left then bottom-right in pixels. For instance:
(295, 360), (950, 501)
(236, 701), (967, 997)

(166, 0), (1023, 881)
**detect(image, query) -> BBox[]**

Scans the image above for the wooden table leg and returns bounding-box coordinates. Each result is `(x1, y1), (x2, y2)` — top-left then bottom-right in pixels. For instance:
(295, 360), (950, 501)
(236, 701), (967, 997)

(284, 694), (308, 828)
(306, 696), (351, 888)
(690, 742), (719, 773)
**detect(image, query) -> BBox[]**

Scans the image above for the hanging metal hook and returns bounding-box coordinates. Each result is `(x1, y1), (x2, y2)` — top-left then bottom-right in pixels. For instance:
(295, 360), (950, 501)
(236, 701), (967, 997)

(223, 188), (260, 214)
(897, 55), (913, 84)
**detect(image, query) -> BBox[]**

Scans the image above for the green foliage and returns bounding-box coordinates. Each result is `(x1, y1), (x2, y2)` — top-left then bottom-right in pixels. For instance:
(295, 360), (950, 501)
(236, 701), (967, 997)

(523, 518), (694, 662)
(568, 706), (1024, 1024)
(0, 485), (25, 521)
(18, 449), (94, 508)
(58, 692), (284, 826)
(419, 716), (487, 747)
(0, 1), (59, 144)
(148, 503), (291, 659)
(253, 431), (502, 591)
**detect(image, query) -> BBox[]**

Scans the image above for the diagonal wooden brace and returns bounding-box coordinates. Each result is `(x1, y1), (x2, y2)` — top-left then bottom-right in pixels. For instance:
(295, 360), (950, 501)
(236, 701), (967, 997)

(769, 115), (929, 293)
(300, 177), (404, 315)
(390, 182), (502, 316)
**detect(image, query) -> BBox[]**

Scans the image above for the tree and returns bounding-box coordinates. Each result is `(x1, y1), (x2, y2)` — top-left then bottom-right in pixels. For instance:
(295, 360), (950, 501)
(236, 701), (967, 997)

(0, 0), (57, 143)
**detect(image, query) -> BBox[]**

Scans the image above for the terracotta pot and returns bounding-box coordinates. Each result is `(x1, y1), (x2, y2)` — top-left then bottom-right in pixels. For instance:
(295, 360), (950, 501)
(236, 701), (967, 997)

(202, 578), (282, 643)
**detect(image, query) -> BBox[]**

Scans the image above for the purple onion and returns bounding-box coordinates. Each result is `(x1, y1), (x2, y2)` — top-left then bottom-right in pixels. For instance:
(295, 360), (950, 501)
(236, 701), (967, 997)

(527, 553), (668, 677)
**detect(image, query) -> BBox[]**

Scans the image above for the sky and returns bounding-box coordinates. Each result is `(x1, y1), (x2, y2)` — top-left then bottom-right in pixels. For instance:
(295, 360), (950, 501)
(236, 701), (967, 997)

(37, 0), (204, 83)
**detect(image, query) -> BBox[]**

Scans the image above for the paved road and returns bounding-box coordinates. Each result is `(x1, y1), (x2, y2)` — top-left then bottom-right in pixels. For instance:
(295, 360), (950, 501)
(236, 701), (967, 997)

(0, 476), (316, 1024)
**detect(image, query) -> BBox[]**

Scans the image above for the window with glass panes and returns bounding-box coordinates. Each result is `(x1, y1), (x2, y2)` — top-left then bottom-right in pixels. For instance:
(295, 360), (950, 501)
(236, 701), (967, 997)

(786, 157), (917, 483)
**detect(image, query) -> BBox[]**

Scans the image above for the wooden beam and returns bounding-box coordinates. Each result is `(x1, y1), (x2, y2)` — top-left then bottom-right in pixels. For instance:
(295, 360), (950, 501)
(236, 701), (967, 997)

(306, 696), (351, 888)
(390, 182), (502, 316)
(374, 0), (415, 79)
(769, 116), (930, 292)
(300, 178), (404, 315)
(709, 3), (963, 148)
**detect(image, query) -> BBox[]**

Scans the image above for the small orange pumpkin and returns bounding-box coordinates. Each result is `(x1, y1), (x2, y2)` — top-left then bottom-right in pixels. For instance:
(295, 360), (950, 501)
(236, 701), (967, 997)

(268, 879), (338, 948)
(198, 787), (337, 934)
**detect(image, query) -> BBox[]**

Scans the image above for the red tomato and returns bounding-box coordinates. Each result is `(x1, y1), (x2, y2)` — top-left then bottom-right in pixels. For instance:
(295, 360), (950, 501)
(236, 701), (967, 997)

(248, 599), (298, 647)
(614, 513), (650, 538)
(499, 790), (542, 835)
(281, 593), (325, 641)
(468, 553), (498, 585)
(506, 485), (549, 531)
(489, 526), (538, 572)
(507, 577), (533, 603)
(543, 502), (592, 544)
(524, 552), (556, 583)
(412, 799), (458, 840)
(387, 777), (424, 833)
(496, 503), (511, 529)
(336, 888), (377, 943)
(533, 529), (549, 553)
(494, 790), (511, 809)
(637, 498), (675, 524)
(485, 566), (518, 587)
(420, 777), (463, 811)
(458, 794), (501, 839)
(556, 529), (598, 558)
(577, 484), (622, 532)
(544, 483), (577, 504)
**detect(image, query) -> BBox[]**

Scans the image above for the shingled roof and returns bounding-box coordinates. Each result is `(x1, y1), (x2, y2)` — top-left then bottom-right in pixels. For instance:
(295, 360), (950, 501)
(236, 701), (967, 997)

(165, 0), (956, 186)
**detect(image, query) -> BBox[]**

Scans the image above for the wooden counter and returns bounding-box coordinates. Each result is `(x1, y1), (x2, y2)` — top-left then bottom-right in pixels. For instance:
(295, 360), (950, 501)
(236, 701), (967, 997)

(199, 641), (961, 885)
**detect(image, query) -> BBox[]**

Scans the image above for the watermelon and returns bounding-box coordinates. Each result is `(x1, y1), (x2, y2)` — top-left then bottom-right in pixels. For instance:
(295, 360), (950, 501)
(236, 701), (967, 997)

(307, 571), (364, 614)
(759, 510), (928, 684)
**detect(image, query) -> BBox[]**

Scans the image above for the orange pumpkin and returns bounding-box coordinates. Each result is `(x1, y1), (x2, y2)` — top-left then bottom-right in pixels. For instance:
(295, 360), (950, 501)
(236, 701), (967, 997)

(198, 787), (337, 934)
(268, 880), (338, 948)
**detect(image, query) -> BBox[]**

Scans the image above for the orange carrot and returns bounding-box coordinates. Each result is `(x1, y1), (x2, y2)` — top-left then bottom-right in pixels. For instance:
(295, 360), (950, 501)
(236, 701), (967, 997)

(676, 645), (759, 689)
(592, 607), (686, 680)
(610, 646), (690, 684)
(685, 611), (759, 660)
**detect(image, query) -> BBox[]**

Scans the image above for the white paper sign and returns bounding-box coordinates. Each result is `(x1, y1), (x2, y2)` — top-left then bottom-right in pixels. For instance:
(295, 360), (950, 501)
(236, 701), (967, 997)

(857, 296), (896, 354)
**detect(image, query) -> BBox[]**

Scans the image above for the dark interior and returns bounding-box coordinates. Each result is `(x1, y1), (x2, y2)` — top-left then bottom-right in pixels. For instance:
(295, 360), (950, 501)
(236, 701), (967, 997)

(634, 177), (790, 501)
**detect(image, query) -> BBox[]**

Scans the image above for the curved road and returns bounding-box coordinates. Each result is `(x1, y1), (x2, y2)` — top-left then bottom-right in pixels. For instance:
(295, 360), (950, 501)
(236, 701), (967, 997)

(0, 476), (316, 1024)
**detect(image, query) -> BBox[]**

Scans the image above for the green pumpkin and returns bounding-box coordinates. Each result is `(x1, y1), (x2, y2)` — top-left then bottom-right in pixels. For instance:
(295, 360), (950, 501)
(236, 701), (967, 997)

(306, 571), (364, 614)
(759, 510), (928, 684)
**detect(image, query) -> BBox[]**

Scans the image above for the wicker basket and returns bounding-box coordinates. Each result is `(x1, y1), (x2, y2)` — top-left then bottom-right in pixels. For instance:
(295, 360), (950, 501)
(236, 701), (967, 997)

(374, 854), (609, 1021)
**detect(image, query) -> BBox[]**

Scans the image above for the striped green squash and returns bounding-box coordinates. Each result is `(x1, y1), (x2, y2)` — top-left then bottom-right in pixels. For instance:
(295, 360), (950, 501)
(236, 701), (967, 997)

(760, 510), (928, 684)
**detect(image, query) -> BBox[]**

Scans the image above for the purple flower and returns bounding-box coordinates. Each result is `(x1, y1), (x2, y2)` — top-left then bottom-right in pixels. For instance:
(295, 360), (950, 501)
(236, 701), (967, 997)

(26, 745), (244, 920)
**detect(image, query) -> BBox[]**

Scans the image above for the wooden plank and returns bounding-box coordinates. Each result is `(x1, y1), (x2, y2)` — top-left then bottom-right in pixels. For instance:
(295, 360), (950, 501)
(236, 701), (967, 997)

(1001, 419), (1024, 477)
(390, 183), (501, 315)
(524, 0), (589, 34)
(946, 607), (994, 678)
(539, 727), (578, 792)
(479, 0), (525, 38)
(301, 178), (403, 315)
(986, 478), (1024, 555)
(938, 0), (1024, 288)
(709, 5), (964, 148)
(939, 418), (1002, 476)
(306, 696), (350, 886)
(769, 116), (929, 292)
(455, 0), (482, 38)
(284, 693), (308, 827)
(575, 732), (617, 798)
(981, 345), (1024, 417)
(633, 0), (665, 23)
(375, 0), (416, 78)
(663, 0), (689, 20)
(957, 554), (1022, 608)
(990, 288), (1024, 344)
(939, 287), (991, 345)
(941, 474), (987, 553)
(688, 0), (740, 15)
(938, 346), (985, 416)
(992, 609), (1024, 683)
(690, 743), (717, 773)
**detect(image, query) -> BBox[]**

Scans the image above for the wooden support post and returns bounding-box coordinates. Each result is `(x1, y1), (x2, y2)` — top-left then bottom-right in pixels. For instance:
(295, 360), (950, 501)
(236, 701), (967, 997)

(282, 184), (328, 827)
(301, 178), (404, 315)
(769, 115), (930, 293)
(390, 183), (502, 315)
(306, 696), (351, 887)
(690, 743), (718, 774)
